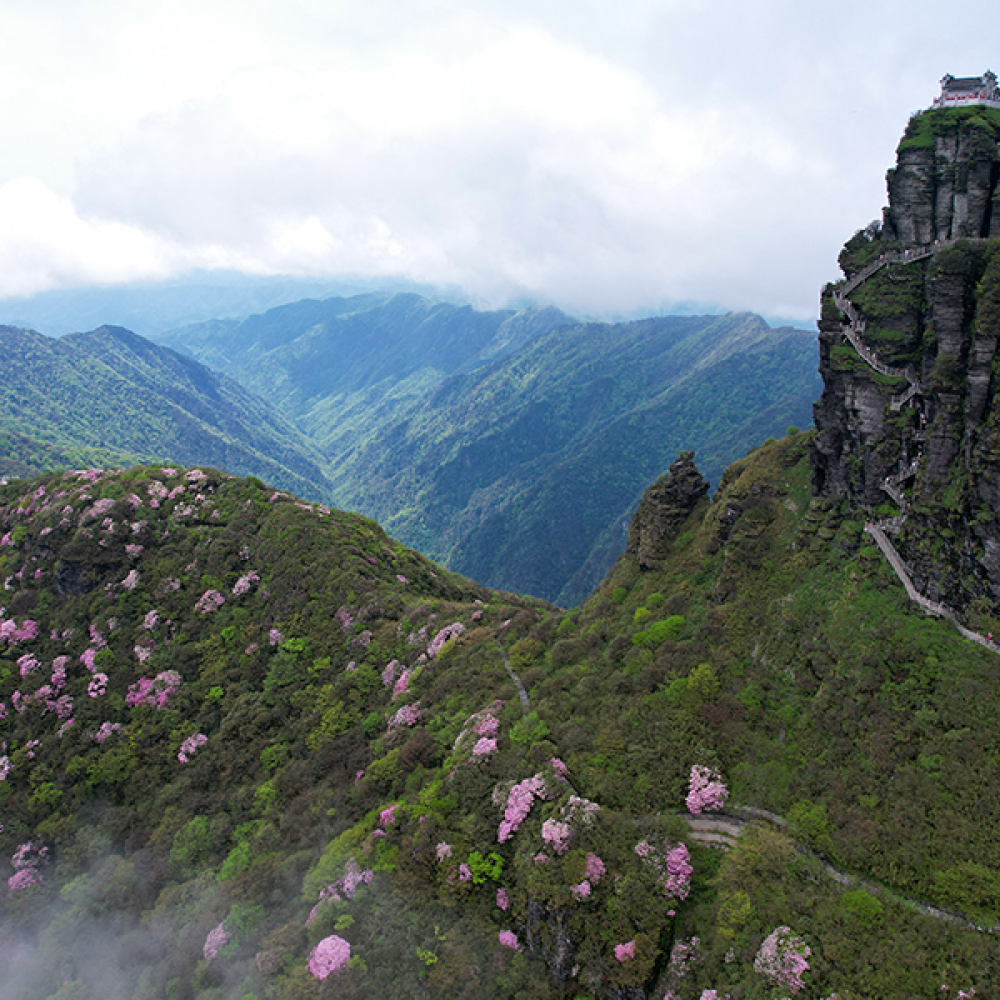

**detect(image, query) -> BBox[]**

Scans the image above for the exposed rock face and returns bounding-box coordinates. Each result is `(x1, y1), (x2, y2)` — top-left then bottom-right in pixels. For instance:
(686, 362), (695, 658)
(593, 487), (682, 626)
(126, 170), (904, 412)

(624, 451), (709, 570)
(813, 106), (1000, 622)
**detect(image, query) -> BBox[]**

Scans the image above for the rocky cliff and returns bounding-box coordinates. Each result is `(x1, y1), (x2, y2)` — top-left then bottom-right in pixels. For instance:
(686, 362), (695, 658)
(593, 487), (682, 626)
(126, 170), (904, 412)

(813, 105), (1000, 630)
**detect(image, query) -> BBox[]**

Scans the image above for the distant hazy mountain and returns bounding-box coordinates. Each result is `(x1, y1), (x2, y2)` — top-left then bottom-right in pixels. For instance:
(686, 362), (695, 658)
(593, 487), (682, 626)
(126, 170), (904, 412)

(0, 324), (332, 498)
(0, 272), (453, 338)
(157, 295), (819, 603)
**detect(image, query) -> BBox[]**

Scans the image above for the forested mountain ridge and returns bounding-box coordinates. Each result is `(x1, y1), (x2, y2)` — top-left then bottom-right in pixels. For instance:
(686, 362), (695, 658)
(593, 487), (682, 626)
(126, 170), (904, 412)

(158, 297), (819, 604)
(0, 325), (332, 501)
(0, 437), (995, 1000)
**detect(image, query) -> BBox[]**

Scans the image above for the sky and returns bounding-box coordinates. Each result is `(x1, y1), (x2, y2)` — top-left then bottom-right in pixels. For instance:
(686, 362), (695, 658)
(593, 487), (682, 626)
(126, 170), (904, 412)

(0, 0), (998, 323)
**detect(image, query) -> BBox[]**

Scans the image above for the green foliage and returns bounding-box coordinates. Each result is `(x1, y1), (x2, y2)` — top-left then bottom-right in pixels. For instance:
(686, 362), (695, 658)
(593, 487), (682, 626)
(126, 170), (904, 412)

(632, 615), (685, 648)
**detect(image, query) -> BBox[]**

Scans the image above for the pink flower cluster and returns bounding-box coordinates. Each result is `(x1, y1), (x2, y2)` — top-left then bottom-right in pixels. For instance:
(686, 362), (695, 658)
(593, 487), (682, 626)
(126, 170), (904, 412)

(335, 607), (353, 632)
(125, 670), (182, 709)
(392, 669), (412, 699)
(615, 940), (636, 962)
(496, 888), (510, 910)
(307, 859), (374, 925)
(388, 702), (422, 730)
(194, 589), (225, 614)
(754, 926), (810, 994)
(541, 819), (572, 855)
(498, 774), (547, 842)
(472, 737), (496, 757)
(232, 571), (260, 596)
(93, 722), (123, 743)
(0, 618), (38, 644)
(571, 852), (606, 900)
(426, 622), (466, 659)
(268, 628), (283, 646)
(634, 840), (692, 900)
(308, 935), (351, 979)
(8, 841), (48, 892)
(498, 930), (521, 951)
(121, 570), (139, 590)
(178, 733), (208, 763)
(686, 764), (728, 815)
(382, 660), (401, 687)
(143, 610), (158, 630)
(667, 936), (700, 980)
(203, 922), (230, 960)
(87, 673), (108, 698)
(380, 804), (398, 828)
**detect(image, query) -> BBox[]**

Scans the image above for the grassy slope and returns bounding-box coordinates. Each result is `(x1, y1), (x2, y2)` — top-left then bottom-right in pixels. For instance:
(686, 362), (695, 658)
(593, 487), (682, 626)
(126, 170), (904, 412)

(0, 439), (997, 998)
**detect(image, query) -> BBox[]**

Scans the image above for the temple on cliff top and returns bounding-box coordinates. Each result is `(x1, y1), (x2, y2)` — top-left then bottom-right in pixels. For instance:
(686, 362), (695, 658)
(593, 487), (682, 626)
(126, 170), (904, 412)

(932, 71), (1000, 109)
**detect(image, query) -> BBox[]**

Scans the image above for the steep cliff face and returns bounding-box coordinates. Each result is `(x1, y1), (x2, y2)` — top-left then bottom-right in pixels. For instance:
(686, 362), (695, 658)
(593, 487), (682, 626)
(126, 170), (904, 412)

(813, 106), (1000, 628)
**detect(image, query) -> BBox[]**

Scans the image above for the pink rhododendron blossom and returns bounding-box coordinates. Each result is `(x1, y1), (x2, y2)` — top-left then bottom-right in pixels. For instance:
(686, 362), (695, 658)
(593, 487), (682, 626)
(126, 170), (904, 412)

(427, 622), (465, 658)
(58, 719), (74, 737)
(498, 930), (521, 951)
(392, 669), (412, 699)
(125, 544), (143, 558)
(0, 533), (11, 546)
(699, 992), (721, 1000)
(0, 755), (12, 780)
(80, 648), (98, 672)
(121, 570), (139, 590)
(185, 469), (207, 482)
(533, 852), (550, 864)
(396, 574), (409, 585)
(134, 642), (154, 665)
(496, 888), (510, 910)
(459, 863), (473, 882)
(571, 880), (592, 900)
(550, 757), (569, 778)
(268, 628), (283, 646)
(686, 764), (729, 815)
(25, 740), (39, 758)
(0, 704), (6, 721)
(498, 774), (547, 842)
(8, 868), (41, 892)
(50, 657), (68, 690)
(203, 922), (230, 960)
(194, 589), (225, 614)
(11, 691), (22, 713)
(614, 941), (636, 962)
(436, 843), (452, 861)
(380, 805), (398, 828)
(335, 607), (353, 632)
(584, 854), (606, 883)
(381, 660), (400, 688)
(388, 702), (422, 730)
(541, 819), (572, 855)
(561, 795), (600, 827)
(143, 610), (158, 630)
(754, 927), (810, 994)
(472, 737), (497, 757)
(93, 722), (123, 743)
(232, 571), (260, 596)
(17, 654), (40, 677)
(126, 670), (182, 708)
(88, 673), (108, 698)
(178, 733), (208, 763)
(634, 841), (692, 900)
(308, 935), (351, 979)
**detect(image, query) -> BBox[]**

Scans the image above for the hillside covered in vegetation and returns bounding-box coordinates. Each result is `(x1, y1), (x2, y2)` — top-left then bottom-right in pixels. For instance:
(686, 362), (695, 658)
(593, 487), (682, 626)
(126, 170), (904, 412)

(158, 298), (819, 604)
(0, 436), (995, 1000)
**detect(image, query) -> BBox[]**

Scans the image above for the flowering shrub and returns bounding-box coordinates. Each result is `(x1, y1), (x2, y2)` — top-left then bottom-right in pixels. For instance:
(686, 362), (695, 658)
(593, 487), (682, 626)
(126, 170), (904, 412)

(268, 628), (283, 646)
(126, 670), (182, 709)
(380, 804), (398, 827)
(754, 926), (811, 994)
(459, 863), (473, 882)
(178, 733), (208, 763)
(388, 702), (422, 730)
(496, 888), (510, 910)
(614, 940), (636, 962)
(121, 570), (139, 590)
(498, 930), (521, 951)
(125, 544), (143, 558)
(17, 654), (40, 677)
(203, 922), (230, 960)
(427, 622), (465, 658)
(498, 774), (547, 842)
(382, 660), (400, 687)
(571, 880), (592, 899)
(80, 648), (98, 672)
(308, 935), (351, 979)
(87, 673), (108, 698)
(686, 764), (729, 814)
(392, 669), (412, 699)
(194, 589), (225, 614)
(232, 571), (260, 596)
(8, 842), (48, 892)
(93, 722), (123, 743)
(436, 843), (452, 861)
(472, 736), (497, 757)
(143, 610), (158, 630)
(634, 840), (692, 900)
(562, 795), (600, 827)
(541, 819), (572, 855)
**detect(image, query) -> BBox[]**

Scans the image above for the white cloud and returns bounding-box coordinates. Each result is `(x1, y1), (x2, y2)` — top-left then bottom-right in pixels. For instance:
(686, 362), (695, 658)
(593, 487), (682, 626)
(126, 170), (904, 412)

(1, 0), (999, 319)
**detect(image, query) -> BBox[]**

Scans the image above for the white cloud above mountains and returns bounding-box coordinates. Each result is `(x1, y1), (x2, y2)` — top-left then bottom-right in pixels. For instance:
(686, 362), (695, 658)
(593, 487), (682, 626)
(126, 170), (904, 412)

(1, 0), (999, 320)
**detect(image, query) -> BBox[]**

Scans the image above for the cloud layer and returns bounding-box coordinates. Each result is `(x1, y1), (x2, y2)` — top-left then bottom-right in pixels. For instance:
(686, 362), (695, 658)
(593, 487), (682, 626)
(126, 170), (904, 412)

(2, 0), (999, 319)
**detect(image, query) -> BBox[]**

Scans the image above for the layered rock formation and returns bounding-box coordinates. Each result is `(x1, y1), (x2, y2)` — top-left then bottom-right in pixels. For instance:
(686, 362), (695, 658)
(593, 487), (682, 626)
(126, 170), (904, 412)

(813, 105), (1000, 626)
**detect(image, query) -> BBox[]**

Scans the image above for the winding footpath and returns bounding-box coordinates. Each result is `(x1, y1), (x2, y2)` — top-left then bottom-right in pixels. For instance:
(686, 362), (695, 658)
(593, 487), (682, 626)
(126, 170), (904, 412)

(683, 807), (999, 935)
(834, 239), (999, 652)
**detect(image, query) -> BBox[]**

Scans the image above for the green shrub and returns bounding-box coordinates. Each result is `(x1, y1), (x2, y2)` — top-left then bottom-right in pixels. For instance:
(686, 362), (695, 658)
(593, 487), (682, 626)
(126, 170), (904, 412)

(632, 616), (685, 649)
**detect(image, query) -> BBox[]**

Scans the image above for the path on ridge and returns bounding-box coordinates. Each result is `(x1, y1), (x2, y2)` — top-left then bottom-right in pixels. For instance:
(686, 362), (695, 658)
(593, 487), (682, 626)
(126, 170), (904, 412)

(833, 239), (998, 652)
